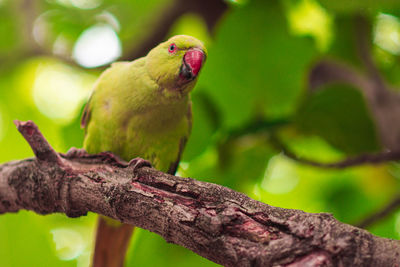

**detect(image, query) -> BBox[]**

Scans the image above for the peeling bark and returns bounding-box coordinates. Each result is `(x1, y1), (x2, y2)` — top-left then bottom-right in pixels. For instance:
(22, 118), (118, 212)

(0, 121), (399, 266)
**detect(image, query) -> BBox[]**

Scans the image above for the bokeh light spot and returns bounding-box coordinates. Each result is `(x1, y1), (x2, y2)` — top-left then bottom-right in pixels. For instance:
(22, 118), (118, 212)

(73, 24), (122, 68)
(176, 161), (189, 177)
(48, 0), (102, 9)
(53, 34), (71, 57)
(32, 60), (95, 124)
(96, 11), (120, 32)
(77, 251), (91, 267)
(51, 228), (85, 260)
(224, 0), (249, 6)
(286, 0), (333, 51)
(395, 211), (400, 238)
(33, 12), (52, 47)
(374, 13), (400, 55)
(70, 0), (102, 9)
(261, 154), (299, 194)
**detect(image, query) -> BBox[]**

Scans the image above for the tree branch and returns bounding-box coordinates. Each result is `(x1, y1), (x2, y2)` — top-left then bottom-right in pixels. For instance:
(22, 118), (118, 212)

(309, 60), (372, 94)
(270, 134), (400, 169)
(356, 195), (400, 229)
(309, 14), (400, 152)
(114, 0), (227, 61)
(1, 121), (399, 266)
(1, 0), (227, 71)
(354, 15), (387, 98)
(221, 120), (400, 169)
(309, 58), (400, 151)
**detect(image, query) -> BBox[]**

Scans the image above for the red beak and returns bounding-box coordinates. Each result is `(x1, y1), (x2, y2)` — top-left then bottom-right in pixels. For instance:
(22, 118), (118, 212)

(184, 48), (205, 76)
(180, 48), (205, 80)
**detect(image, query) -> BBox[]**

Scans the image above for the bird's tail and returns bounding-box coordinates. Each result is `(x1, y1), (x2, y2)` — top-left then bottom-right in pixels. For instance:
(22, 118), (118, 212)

(92, 216), (134, 267)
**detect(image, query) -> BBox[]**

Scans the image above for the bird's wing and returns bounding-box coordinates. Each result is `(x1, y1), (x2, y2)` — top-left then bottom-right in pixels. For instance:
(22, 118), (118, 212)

(80, 61), (130, 134)
(80, 94), (93, 132)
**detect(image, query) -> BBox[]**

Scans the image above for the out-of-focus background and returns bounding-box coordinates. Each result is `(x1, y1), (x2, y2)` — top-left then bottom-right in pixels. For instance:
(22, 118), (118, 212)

(1, 0), (400, 266)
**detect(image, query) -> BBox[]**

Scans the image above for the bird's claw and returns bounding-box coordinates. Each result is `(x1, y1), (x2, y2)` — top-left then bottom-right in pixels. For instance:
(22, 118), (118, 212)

(65, 147), (89, 158)
(98, 152), (127, 166)
(128, 158), (152, 172)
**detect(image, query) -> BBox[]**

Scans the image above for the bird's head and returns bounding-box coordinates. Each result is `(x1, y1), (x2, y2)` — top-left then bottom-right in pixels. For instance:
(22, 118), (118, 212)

(146, 35), (207, 96)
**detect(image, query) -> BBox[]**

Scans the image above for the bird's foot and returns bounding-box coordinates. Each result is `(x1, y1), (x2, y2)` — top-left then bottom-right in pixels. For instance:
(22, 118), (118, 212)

(98, 151), (128, 166)
(65, 147), (89, 158)
(128, 157), (152, 172)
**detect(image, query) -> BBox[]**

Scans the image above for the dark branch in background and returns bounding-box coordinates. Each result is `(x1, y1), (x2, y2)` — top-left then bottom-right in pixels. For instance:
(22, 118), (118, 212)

(309, 60), (371, 92)
(304, 15), (400, 230)
(223, 117), (292, 141)
(354, 15), (387, 98)
(356, 195), (400, 229)
(18, 0), (40, 53)
(309, 15), (400, 152)
(221, 119), (400, 169)
(270, 134), (400, 169)
(1, 0), (227, 70)
(0, 0), (42, 72)
(121, 0), (227, 61)
(1, 121), (400, 266)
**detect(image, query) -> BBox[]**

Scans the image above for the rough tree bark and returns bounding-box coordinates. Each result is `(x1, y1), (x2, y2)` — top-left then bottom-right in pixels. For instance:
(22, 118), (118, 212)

(0, 120), (399, 267)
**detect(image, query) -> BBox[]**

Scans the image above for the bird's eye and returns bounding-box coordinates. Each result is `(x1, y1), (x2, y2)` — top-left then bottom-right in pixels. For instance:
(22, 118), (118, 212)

(168, 43), (177, 53)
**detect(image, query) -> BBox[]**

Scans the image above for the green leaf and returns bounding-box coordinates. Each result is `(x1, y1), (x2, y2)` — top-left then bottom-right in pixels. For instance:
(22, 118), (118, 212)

(296, 84), (380, 154)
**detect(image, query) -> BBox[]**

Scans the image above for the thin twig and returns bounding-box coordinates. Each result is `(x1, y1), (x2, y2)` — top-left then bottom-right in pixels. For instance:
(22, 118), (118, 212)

(270, 134), (400, 168)
(14, 120), (63, 165)
(356, 195), (400, 229)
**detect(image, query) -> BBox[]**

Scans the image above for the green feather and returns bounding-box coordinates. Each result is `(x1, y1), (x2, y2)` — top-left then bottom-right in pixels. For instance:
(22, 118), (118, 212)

(82, 35), (206, 173)
(83, 35), (206, 266)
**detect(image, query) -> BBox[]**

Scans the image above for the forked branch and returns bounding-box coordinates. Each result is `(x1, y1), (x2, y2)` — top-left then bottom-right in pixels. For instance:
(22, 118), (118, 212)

(0, 121), (399, 266)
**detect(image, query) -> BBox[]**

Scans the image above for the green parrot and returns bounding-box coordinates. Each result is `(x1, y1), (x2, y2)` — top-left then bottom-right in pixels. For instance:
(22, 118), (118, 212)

(80, 35), (207, 267)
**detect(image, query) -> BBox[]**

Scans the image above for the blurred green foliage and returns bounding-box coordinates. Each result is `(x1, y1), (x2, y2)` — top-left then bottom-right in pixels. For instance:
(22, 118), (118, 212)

(296, 85), (380, 154)
(1, 0), (400, 266)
